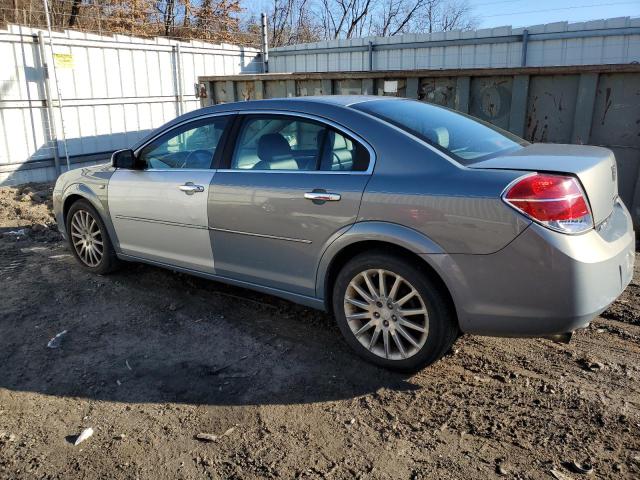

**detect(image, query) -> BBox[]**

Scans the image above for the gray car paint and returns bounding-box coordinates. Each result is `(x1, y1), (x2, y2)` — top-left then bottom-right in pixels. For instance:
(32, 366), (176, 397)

(53, 96), (635, 338)
(53, 163), (118, 245)
(470, 143), (618, 226)
(108, 169), (217, 273)
(430, 199), (635, 335)
(210, 170), (371, 296)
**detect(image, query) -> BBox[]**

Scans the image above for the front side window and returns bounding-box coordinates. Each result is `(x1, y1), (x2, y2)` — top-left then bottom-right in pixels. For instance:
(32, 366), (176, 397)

(353, 99), (527, 165)
(139, 117), (228, 169)
(231, 115), (370, 172)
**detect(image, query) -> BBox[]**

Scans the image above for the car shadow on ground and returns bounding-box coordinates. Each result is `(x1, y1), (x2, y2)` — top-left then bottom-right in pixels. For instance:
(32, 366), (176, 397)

(0, 242), (420, 407)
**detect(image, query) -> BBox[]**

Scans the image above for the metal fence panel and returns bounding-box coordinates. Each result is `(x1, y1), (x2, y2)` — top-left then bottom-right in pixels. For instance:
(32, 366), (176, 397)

(590, 73), (640, 209)
(419, 77), (457, 108)
(270, 17), (640, 73)
(525, 75), (580, 144)
(470, 76), (513, 131)
(0, 24), (260, 185)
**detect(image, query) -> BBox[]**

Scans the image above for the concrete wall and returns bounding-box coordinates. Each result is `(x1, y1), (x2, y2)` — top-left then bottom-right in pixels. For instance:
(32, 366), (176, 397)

(0, 24), (261, 186)
(269, 17), (640, 73)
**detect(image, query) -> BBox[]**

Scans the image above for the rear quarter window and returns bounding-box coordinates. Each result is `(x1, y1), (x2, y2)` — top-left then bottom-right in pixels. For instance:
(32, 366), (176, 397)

(353, 99), (528, 165)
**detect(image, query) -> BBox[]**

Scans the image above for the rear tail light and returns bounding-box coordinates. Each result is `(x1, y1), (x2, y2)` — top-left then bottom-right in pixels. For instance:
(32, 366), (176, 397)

(503, 173), (593, 234)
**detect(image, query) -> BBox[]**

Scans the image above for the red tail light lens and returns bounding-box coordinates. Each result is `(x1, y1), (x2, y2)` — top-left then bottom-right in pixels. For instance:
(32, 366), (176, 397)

(503, 173), (593, 234)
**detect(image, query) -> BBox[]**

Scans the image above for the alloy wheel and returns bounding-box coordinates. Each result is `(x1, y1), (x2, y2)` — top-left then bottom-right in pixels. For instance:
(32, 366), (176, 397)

(343, 269), (429, 360)
(70, 210), (104, 267)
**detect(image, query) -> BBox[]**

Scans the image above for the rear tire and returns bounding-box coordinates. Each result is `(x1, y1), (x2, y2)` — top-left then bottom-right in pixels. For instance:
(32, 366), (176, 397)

(332, 251), (458, 371)
(66, 199), (120, 275)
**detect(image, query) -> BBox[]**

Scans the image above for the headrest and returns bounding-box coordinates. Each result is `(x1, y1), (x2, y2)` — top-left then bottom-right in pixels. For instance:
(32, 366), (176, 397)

(257, 133), (291, 162)
(424, 127), (450, 149)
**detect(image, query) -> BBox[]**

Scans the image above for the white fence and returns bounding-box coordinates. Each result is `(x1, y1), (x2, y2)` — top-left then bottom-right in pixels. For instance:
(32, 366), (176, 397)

(269, 16), (640, 73)
(0, 24), (261, 185)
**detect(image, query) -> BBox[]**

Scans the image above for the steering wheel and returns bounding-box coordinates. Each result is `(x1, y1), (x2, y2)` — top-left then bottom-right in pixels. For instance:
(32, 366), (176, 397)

(180, 149), (212, 168)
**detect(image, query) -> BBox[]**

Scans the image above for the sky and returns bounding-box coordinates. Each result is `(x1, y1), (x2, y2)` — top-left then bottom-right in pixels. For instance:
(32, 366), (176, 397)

(469, 0), (640, 28)
(245, 0), (640, 30)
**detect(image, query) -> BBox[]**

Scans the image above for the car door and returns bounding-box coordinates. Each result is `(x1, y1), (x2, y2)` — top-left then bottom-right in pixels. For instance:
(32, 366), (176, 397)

(209, 112), (374, 296)
(108, 114), (232, 274)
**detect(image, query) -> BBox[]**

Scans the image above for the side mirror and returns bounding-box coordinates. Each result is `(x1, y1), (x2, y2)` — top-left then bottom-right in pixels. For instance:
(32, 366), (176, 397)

(111, 149), (136, 169)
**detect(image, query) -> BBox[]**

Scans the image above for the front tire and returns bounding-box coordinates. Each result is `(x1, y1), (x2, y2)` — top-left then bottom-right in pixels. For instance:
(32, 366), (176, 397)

(66, 199), (120, 275)
(332, 251), (458, 371)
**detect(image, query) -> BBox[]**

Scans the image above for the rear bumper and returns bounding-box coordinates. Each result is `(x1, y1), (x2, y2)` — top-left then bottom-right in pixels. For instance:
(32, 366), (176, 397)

(426, 198), (635, 337)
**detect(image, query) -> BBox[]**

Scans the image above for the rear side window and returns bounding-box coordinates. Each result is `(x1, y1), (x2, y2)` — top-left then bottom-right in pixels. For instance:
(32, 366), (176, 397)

(353, 99), (527, 165)
(319, 130), (370, 172)
(232, 117), (323, 171)
(230, 115), (370, 172)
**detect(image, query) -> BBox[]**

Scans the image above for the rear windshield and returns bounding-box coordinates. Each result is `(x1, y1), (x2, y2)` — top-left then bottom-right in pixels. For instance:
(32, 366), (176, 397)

(353, 99), (528, 165)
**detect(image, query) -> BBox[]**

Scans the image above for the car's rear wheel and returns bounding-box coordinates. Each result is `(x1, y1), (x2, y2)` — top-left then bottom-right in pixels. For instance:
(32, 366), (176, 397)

(332, 251), (458, 371)
(66, 199), (120, 274)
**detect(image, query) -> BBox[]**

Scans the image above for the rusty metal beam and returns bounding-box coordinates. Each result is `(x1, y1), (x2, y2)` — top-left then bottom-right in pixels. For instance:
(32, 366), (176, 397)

(199, 64), (640, 83)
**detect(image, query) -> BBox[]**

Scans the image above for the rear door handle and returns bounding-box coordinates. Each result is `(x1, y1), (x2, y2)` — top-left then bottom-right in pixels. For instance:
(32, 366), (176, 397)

(304, 191), (341, 202)
(178, 182), (205, 195)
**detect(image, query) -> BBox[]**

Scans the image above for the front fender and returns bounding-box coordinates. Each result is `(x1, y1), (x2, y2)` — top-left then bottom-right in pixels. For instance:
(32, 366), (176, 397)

(59, 183), (120, 251)
(315, 221), (446, 300)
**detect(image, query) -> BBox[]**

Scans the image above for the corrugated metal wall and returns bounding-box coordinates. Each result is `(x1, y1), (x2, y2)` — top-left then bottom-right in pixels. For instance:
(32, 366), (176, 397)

(269, 17), (640, 73)
(0, 24), (260, 185)
(200, 64), (640, 224)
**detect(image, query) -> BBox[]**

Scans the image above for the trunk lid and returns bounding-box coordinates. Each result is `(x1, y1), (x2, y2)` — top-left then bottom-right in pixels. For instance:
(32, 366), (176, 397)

(469, 143), (618, 226)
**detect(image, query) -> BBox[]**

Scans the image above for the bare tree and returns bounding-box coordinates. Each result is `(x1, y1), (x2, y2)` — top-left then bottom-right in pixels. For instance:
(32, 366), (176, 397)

(417, 0), (477, 33)
(0, 0), (477, 48)
(182, 0), (191, 27)
(68, 0), (82, 27)
(319, 0), (372, 39)
(375, 0), (424, 36)
(314, 0), (476, 40)
(193, 0), (242, 42)
(159, 0), (176, 36)
(267, 0), (320, 47)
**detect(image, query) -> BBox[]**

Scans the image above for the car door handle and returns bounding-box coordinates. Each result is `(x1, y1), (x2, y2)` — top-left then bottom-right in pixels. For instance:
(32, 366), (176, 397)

(304, 191), (341, 202)
(178, 182), (205, 195)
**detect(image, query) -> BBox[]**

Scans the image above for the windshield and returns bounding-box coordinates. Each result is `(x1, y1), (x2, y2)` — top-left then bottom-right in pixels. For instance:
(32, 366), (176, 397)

(353, 99), (528, 165)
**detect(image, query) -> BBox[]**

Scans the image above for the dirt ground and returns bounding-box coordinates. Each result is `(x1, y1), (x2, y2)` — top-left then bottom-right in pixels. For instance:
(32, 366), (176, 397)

(1, 183), (640, 480)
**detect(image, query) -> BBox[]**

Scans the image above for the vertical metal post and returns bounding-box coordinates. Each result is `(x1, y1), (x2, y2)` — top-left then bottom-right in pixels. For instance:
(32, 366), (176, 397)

(368, 41), (373, 71)
(571, 73), (598, 145)
(508, 75), (530, 137)
(260, 12), (269, 73)
(521, 29), (529, 67)
(42, 0), (70, 173)
(406, 78), (419, 99)
(174, 43), (184, 116)
(36, 31), (61, 177)
(455, 76), (470, 113)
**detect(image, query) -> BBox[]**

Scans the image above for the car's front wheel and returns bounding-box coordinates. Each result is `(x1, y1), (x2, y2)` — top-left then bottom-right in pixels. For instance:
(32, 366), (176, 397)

(332, 251), (458, 371)
(66, 199), (120, 275)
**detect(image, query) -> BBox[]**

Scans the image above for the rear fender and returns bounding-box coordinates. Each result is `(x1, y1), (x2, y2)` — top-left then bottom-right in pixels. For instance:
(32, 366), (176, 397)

(315, 221), (447, 301)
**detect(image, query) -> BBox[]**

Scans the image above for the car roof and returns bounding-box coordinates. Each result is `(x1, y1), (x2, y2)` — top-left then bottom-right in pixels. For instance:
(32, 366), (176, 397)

(206, 95), (403, 110)
(271, 95), (403, 106)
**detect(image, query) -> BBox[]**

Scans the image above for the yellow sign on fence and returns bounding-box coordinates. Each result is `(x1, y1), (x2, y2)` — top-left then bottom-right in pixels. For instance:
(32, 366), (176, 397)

(53, 53), (74, 69)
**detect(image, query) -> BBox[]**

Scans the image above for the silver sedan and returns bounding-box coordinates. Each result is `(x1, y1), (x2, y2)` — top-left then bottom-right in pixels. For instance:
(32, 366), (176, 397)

(53, 96), (635, 370)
